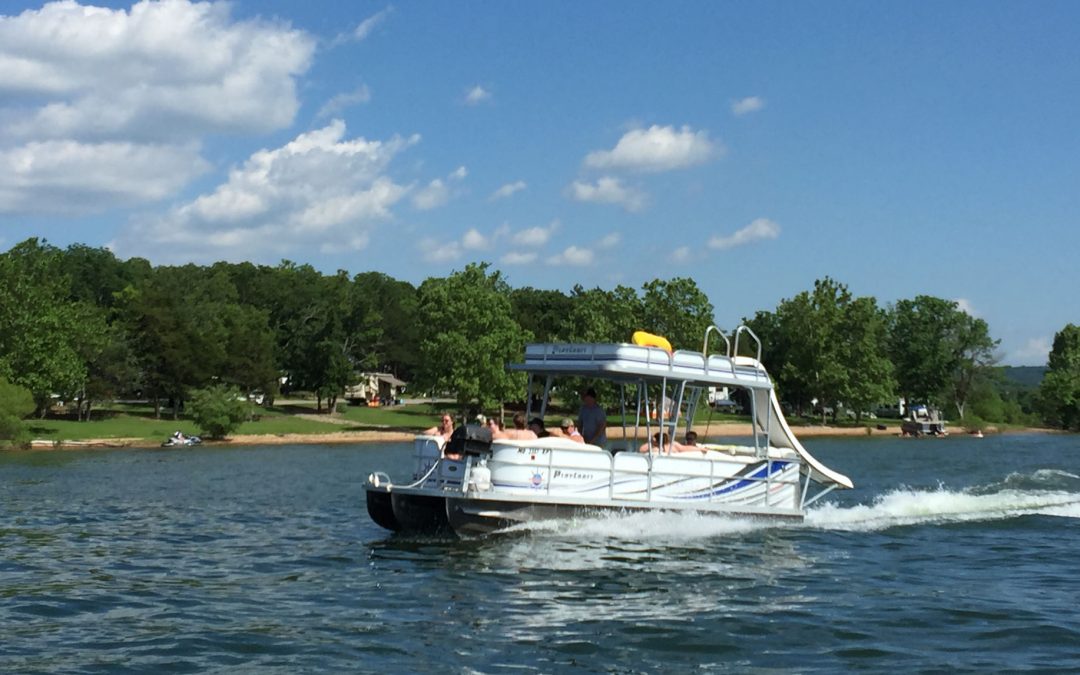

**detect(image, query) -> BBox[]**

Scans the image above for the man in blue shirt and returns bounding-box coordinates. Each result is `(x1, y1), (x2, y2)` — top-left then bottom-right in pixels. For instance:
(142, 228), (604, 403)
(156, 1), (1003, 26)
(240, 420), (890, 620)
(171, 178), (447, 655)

(578, 388), (607, 446)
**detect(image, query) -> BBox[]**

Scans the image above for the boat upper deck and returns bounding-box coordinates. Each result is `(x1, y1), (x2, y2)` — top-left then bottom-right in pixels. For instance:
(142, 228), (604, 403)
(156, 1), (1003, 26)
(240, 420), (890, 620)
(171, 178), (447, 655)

(508, 342), (773, 390)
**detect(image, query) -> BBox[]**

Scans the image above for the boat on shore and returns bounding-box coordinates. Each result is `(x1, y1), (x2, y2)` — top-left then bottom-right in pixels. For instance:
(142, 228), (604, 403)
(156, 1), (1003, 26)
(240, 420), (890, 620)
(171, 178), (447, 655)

(365, 326), (853, 536)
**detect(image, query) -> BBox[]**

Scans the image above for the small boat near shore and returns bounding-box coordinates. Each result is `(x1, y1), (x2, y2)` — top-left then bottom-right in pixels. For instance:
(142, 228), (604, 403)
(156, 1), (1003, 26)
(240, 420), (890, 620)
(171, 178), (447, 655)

(365, 326), (853, 536)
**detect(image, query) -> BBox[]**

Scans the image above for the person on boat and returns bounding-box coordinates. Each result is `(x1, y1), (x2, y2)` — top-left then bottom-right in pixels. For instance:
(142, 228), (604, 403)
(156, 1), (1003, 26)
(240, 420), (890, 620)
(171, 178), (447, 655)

(578, 388), (607, 446)
(638, 431), (696, 455)
(559, 418), (585, 443)
(491, 412), (538, 440)
(683, 431), (698, 446)
(423, 414), (455, 443)
(528, 417), (551, 438)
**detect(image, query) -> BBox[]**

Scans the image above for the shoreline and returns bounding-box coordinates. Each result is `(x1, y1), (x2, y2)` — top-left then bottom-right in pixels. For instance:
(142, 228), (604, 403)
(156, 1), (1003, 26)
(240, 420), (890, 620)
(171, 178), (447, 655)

(24, 422), (1056, 450)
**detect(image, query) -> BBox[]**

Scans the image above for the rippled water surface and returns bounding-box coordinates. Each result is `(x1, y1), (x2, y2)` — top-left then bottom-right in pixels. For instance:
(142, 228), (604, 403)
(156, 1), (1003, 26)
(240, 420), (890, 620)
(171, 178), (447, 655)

(4, 434), (1080, 673)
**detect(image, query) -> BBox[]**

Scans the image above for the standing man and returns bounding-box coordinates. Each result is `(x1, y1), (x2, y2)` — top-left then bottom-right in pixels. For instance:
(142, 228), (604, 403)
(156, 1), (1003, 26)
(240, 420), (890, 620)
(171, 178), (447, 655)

(578, 387), (607, 447)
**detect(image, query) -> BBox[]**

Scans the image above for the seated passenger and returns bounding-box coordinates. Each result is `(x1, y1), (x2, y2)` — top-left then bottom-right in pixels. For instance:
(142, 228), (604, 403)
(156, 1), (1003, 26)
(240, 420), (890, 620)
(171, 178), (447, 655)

(638, 431), (697, 455)
(560, 418), (585, 443)
(528, 417), (551, 438)
(683, 431), (699, 446)
(490, 412), (538, 440)
(422, 414), (455, 444)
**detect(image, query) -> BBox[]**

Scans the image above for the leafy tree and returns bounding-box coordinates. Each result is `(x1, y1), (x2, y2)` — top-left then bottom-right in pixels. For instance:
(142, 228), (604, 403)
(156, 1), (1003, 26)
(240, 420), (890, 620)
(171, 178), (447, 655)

(189, 384), (251, 439)
(353, 272), (420, 380)
(838, 296), (895, 422)
(561, 284), (641, 343)
(638, 277), (715, 352)
(948, 315), (999, 419)
(888, 296), (999, 418)
(0, 376), (35, 446)
(1039, 324), (1080, 430)
(510, 287), (574, 344)
(775, 278), (850, 422)
(0, 239), (89, 416)
(416, 263), (531, 412)
(63, 244), (150, 309)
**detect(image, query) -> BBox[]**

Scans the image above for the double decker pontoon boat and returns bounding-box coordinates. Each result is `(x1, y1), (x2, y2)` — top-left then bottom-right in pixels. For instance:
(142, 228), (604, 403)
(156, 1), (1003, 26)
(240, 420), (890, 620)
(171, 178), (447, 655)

(365, 326), (853, 536)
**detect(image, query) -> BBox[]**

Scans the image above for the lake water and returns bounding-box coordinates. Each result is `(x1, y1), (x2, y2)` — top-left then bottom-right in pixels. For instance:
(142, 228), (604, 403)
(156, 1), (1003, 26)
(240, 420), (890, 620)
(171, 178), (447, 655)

(3, 433), (1080, 673)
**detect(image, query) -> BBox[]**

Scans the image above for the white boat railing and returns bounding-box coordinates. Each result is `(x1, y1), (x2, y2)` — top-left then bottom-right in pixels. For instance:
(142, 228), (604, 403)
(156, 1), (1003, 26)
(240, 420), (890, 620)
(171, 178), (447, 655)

(468, 447), (803, 507)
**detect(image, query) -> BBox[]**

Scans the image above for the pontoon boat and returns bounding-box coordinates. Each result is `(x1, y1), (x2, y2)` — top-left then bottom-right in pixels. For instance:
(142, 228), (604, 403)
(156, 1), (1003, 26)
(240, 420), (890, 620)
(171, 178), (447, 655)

(365, 326), (853, 536)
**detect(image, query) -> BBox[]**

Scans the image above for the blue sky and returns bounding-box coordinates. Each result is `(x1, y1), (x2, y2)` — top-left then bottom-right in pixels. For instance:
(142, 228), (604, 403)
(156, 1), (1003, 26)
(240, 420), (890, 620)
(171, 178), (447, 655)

(1, 1), (1077, 365)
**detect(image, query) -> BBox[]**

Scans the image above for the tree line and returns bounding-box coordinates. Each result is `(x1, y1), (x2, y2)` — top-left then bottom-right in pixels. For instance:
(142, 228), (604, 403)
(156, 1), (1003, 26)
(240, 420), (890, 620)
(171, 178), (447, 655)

(0, 238), (1077, 443)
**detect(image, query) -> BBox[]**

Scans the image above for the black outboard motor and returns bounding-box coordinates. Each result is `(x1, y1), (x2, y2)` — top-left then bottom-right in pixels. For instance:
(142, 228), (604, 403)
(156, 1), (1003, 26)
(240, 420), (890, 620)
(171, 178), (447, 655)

(445, 424), (493, 457)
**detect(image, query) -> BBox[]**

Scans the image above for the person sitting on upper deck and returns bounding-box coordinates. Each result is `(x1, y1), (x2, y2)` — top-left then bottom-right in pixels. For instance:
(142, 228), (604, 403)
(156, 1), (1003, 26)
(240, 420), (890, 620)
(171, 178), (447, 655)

(422, 414), (455, 444)
(489, 412), (538, 440)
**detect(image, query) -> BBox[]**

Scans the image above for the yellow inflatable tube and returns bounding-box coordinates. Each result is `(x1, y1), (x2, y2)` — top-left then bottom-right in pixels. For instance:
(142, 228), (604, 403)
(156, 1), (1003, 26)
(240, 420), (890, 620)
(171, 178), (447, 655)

(632, 331), (673, 353)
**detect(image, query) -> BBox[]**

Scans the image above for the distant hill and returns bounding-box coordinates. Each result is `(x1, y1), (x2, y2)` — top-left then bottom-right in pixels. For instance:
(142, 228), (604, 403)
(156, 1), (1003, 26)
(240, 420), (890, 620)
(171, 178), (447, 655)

(998, 366), (1046, 389)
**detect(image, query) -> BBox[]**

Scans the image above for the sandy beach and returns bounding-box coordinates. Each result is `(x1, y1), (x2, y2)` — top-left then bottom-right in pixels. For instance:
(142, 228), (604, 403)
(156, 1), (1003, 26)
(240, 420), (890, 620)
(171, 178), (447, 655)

(26, 421), (962, 450)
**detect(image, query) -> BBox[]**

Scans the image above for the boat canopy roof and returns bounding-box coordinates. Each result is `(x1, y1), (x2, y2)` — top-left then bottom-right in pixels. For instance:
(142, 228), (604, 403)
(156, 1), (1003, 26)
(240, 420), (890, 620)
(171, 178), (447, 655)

(508, 342), (773, 391)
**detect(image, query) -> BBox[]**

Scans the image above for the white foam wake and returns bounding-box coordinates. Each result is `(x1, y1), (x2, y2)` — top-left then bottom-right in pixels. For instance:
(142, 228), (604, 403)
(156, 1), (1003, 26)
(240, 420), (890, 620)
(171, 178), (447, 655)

(807, 487), (1080, 531)
(497, 480), (1080, 540)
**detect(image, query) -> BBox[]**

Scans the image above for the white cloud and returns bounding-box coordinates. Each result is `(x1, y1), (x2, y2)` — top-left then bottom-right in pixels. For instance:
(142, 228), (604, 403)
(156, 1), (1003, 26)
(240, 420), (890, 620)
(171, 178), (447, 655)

(420, 237), (462, 263)
(1011, 337), (1051, 365)
(708, 218), (781, 250)
(0, 0), (315, 214)
(670, 246), (691, 262)
(0, 1), (314, 142)
(113, 120), (417, 262)
(512, 221), (558, 246)
(353, 6), (393, 41)
(549, 245), (594, 266)
(317, 85), (372, 119)
(464, 85), (491, 105)
(0, 140), (208, 215)
(412, 166), (467, 210)
(501, 251), (538, 265)
(568, 177), (647, 212)
(584, 125), (719, 173)
(597, 232), (621, 249)
(953, 298), (980, 317)
(731, 96), (765, 116)
(412, 180), (447, 210)
(489, 180), (526, 201)
(462, 228), (488, 250)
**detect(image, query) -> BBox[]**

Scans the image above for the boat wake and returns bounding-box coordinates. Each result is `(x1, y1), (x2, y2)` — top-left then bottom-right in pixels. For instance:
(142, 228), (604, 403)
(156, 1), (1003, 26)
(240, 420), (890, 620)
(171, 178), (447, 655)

(807, 487), (1080, 531)
(494, 469), (1080, 539)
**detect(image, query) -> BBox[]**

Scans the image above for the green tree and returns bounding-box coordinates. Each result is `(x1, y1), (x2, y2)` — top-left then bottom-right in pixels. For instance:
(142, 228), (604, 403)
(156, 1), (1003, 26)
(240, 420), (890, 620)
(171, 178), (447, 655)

(888, 296), (999, 418)
(416, 263), (531, 412)
(838, 296), (895, 422)
(776, 278), (850, 422)
(0, 239), (89, 416)
(510, 287), (574, 344)
(353, 272), (420, 380)
(189, 384), (251, 439)
(638, 277), (715, 352)
(948, 315), (999, 420)
(0, 376), (35, 446)
(561, 284), (642, 343)
(1039, 324), (1080, 430)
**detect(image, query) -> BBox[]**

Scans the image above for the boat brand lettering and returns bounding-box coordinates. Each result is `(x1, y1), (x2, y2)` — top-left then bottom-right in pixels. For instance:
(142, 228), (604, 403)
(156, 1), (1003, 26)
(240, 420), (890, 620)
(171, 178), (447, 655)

(551, 345), (589, 355)
(553, 470), (594, 481)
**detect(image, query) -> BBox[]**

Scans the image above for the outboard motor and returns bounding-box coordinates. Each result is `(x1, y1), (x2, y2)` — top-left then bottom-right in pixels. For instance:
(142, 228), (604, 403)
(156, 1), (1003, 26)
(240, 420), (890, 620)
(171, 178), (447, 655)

(445, 424), (493, 457)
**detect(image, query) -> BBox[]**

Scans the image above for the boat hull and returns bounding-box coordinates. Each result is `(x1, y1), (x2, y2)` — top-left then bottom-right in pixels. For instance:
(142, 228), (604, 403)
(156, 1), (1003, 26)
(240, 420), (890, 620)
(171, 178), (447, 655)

(446, 494), (803, 536)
